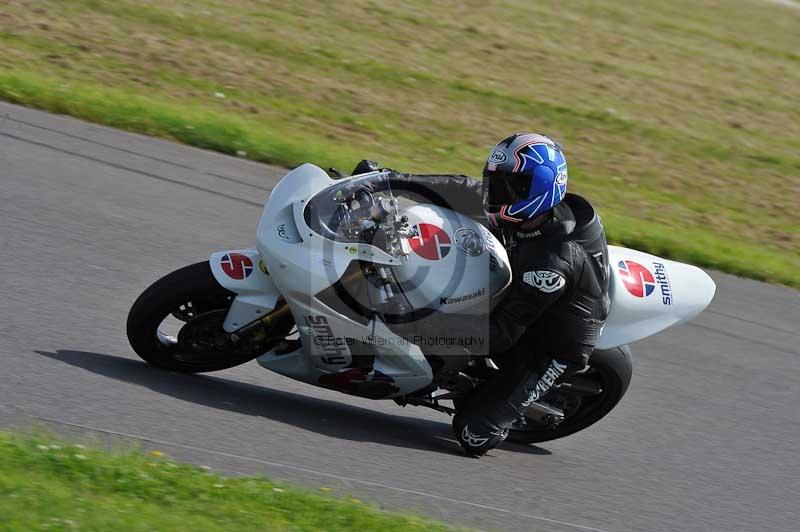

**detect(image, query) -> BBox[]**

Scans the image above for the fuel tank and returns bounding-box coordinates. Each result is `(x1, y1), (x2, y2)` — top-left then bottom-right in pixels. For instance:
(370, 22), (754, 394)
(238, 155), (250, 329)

(393, 205), (511, 315)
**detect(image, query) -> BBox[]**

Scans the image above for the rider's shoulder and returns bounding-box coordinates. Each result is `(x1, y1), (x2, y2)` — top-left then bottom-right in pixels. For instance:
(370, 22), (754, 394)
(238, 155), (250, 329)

(562, 194), (605, 244)
(563, 193), (601, 228)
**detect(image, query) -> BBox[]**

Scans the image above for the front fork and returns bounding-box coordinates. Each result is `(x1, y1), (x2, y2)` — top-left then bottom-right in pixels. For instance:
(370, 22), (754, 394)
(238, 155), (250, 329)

(229, 300), (293, 344)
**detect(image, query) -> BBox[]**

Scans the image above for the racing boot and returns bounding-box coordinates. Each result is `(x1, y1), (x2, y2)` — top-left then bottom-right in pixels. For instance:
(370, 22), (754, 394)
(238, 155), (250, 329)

(452, 358), (577, 456)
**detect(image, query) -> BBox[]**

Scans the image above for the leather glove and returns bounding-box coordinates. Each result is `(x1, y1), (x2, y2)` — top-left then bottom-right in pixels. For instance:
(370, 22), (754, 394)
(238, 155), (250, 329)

(352, 159), (381, 175)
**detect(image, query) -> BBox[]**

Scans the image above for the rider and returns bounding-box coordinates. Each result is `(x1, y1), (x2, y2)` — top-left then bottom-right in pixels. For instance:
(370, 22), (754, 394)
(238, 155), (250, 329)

(352, 132), (611, 456)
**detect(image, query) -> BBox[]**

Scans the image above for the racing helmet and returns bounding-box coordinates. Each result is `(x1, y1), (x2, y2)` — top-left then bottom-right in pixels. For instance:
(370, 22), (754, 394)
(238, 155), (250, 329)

(482, 133), (568, 227)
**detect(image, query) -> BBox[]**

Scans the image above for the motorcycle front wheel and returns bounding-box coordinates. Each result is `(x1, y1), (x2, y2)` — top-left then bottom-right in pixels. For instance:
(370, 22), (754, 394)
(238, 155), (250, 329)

(127, 261), (288, 373)
(507, 345), (633, 444)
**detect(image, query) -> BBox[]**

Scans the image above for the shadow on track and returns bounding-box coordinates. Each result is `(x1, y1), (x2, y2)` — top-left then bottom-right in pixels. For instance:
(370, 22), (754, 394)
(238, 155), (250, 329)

(34, 350), (550, 458)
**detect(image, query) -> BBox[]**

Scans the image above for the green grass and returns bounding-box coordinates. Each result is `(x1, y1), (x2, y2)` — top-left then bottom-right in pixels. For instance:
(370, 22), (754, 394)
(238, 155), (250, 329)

(1, 0), (798, 287)
(0, 432), (457, 531)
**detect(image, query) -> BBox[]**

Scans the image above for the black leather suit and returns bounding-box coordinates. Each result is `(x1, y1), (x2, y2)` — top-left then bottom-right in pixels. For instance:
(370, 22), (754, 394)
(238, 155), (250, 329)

(385, 171), (611, 454)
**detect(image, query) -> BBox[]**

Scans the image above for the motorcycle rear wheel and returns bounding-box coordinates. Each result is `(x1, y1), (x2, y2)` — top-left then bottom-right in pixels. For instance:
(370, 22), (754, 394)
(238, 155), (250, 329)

(127, 261), (281, 373)
(507, 345), (633, 444)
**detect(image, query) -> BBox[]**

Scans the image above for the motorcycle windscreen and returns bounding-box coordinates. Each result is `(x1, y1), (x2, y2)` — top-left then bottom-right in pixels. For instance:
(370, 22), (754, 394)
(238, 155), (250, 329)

(302, 171), (407, 257)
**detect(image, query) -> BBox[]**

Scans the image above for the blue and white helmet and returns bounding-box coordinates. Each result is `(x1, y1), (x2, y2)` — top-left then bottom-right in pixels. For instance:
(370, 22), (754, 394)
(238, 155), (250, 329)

(482, 133), (568, 227)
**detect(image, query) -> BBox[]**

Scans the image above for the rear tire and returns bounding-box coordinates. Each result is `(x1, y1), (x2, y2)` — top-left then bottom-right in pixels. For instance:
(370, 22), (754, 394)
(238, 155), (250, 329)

(507, 345), (633, 444)
(127, 261), (265, 373)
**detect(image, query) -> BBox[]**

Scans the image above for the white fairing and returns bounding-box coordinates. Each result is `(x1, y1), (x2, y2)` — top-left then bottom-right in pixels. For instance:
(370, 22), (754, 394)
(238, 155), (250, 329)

(253, 164), (435, 396)
(597, 246), (716, 349)
(208, 248), (280, 332)
(210, 164), (715, 398)
(392, 204), (510, 313)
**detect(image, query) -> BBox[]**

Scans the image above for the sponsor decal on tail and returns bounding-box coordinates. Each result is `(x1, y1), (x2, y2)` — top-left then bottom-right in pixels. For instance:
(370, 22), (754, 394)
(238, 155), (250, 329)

(652, 262), (673, 305)
(618, 260), (673, 305)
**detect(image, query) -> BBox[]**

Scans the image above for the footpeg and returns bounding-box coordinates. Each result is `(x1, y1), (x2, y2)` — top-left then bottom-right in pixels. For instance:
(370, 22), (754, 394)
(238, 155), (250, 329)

(524, 401), (565, 428)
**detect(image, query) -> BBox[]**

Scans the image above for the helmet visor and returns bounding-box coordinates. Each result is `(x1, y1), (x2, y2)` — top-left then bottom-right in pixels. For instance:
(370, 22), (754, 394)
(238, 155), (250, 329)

(482, 171), (531, 208)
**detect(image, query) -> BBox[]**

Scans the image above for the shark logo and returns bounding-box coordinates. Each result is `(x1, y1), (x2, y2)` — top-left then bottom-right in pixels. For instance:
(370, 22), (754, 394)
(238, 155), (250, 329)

(461, 425), (490, 447)
(523, 270), (566, 293)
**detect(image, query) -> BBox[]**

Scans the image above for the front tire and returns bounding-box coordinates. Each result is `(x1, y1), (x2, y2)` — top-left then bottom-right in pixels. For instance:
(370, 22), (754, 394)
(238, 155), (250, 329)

(507, 345), (633, 444)
(127, 261), (267, 373)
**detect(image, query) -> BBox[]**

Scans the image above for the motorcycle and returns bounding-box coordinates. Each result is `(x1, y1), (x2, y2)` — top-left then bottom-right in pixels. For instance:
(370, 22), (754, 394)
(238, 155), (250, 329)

(127, 164), (716, 444)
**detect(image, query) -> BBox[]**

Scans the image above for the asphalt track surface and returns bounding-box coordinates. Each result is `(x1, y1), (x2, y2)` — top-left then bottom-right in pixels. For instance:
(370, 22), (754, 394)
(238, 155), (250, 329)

(1, 101), (798, 532)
